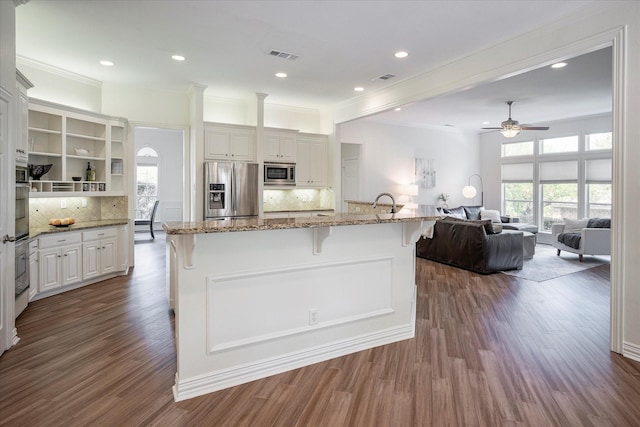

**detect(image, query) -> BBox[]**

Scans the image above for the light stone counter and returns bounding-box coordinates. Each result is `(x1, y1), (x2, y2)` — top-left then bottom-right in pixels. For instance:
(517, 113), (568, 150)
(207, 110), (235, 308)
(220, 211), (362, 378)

(30, 219), (129, 239)
(163, 210), (439, 235)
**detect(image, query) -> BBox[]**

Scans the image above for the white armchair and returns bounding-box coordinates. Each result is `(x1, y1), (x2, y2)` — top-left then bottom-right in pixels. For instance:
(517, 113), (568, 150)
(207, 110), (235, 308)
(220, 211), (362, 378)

(551, 223), (611, 262)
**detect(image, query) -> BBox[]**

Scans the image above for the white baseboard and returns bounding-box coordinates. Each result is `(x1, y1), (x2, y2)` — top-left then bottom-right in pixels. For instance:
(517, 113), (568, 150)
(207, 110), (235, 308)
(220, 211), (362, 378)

(173, 323), (414, 402)
(623, 341), (640, 363)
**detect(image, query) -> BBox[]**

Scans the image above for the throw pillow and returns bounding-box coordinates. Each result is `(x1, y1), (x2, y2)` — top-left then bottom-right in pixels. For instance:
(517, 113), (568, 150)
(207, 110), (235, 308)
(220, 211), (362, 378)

(587, 218), (611, 228)
(480, 209), (502, 223)
(463, 206), (483, 220)
(563, 218), (590, 232)
(447, 206), (467, 219)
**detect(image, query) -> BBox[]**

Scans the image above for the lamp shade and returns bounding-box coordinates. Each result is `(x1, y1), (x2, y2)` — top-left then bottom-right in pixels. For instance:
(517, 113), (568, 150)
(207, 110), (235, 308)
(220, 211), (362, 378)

(403, 184), (419, 196)
(500, 128), (520, 138)
(462, 185), (477, 198)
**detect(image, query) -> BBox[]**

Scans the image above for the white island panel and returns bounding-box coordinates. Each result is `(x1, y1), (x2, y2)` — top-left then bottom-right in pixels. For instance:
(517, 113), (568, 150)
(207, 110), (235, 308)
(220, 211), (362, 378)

(166, 213), (437, 401)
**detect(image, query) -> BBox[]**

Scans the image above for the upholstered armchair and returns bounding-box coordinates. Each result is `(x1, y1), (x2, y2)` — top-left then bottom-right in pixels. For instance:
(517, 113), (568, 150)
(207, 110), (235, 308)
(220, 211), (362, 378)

(551, 218), (611, 261)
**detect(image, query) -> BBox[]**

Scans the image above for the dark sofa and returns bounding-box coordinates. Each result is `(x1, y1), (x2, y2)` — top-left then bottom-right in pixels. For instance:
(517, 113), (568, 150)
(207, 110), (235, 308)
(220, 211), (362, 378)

(416, 217), (524, 274)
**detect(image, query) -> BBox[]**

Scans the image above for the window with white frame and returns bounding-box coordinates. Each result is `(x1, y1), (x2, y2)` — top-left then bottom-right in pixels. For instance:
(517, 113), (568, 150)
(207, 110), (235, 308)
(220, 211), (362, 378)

(502, 163), (534, 224)
(500, 131), (612, 232)
(136, 147), (158, 220)
(586, 158), (612, 218)
(539, 160), (578, 231)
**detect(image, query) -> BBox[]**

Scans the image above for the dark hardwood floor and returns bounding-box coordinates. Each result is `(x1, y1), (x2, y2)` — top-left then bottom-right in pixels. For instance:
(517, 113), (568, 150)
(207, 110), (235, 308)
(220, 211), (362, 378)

(1, 232), (639, 426)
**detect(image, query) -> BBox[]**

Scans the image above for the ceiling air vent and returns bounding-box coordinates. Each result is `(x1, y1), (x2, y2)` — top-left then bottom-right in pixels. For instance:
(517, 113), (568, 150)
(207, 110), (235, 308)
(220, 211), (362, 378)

(267, 49), (300, 62)
(374, 73), (397, 81)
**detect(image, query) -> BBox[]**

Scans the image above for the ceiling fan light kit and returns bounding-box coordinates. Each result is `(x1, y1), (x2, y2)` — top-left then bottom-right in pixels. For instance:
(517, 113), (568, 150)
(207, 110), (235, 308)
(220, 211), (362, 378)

(483, 101), (549, 138)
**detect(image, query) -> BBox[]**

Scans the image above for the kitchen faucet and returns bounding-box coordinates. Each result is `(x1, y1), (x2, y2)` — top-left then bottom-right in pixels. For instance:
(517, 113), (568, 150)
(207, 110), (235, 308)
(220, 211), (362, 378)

(372, 193), (397, 213)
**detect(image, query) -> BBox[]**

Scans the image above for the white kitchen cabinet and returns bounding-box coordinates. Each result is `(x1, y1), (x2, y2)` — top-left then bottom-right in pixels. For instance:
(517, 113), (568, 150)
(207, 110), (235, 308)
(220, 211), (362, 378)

(27, 99), (127, 197)
(28, 240), (38, 301)
(39, 232), (82, 292)
(264, 129), (297, 162)
(16, 70), (33, 166)
(82, 227), (117, 280)
(204, 123), (256, 161)
(296, 133), (328, 187)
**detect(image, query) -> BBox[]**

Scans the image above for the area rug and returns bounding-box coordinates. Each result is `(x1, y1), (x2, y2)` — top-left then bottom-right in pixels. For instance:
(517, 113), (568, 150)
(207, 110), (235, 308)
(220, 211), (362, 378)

(502, 244), (610, 282)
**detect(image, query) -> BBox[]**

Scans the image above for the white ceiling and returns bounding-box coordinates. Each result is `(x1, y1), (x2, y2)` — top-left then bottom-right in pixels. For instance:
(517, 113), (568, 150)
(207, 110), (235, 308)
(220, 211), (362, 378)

(15, 0), (611, 129)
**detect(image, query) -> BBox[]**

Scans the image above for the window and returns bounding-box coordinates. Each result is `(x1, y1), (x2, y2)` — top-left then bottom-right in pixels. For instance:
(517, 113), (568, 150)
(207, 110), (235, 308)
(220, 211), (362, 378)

(503, 182), (534, 224)
(541, 183), (578, 230)
(501, 128), (611, 234)
(587, 183), (612, 218)
(136, 147), (159, 220)
(586, 132), (612, 151)
(539, 160), (578, 231)
(502, 163), (534, 223)
(586, 157), (612, 218)
(502, 141), (533, 157)
(539, 135), (579, 154)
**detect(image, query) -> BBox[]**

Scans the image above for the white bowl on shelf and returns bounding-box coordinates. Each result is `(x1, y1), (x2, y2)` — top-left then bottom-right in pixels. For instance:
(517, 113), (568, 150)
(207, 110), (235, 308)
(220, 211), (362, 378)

(74, 148), (89, 156)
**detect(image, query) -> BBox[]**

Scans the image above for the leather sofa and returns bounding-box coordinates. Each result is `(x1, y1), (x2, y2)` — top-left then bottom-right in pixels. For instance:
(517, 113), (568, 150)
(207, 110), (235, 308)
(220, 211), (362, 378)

(416, 217), (524, 274)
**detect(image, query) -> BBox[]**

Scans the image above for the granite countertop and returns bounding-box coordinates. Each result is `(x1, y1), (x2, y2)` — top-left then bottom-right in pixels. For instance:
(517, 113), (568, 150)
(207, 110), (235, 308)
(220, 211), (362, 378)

(29, 219), (129, 239)
(263, 209), (335, 214)
(163, 209), (440, 235)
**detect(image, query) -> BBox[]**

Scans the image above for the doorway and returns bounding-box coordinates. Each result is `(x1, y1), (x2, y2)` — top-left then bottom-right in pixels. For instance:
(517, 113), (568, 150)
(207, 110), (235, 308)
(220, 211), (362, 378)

(340, 143), (362, 212)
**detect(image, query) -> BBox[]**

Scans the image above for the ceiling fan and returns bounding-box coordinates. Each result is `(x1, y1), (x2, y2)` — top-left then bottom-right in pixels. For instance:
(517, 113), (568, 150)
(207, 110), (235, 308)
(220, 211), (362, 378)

(482, 101), (550, 138)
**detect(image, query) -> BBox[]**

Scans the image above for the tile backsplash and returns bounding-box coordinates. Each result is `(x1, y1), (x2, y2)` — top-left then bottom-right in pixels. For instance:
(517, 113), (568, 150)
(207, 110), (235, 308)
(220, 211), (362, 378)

(263, 188), (334, 212)
(30, 196), (128, 228)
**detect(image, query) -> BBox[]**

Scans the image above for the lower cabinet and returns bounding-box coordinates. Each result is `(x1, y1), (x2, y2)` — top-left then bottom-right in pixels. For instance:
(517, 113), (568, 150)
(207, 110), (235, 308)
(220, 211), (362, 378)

(82, 228), (117, 280)
(34, 225), (127, 298)
(39, 232), (83, 292)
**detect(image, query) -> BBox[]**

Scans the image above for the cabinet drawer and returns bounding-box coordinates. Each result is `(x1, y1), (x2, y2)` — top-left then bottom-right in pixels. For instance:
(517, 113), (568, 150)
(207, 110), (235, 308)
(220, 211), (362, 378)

(82, 227), (117, 242)
(39, 232), (82, 249)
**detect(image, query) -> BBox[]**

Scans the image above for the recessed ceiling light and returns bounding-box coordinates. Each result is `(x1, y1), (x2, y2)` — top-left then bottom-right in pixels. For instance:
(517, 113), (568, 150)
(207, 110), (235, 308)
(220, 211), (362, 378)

(275, 72), (287, 78)
(394, 51), (409, 58)
(354, 87), (364, 92)
(551, 62), (567, 69)
(172, 55), (186, 61)
(395, 107), (402, 111)
(482, 121), (491, 125)
(99, 60), (114, 67)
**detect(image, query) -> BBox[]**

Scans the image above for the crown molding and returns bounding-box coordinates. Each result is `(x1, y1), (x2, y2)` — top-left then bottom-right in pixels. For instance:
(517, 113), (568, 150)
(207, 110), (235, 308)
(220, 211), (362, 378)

(17, 55), (103, 88)
(14, 0), (30, 6)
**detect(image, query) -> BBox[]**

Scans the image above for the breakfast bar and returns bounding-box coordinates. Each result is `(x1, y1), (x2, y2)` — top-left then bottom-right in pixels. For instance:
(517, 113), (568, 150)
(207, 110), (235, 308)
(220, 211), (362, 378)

(164, 209), (438, 401)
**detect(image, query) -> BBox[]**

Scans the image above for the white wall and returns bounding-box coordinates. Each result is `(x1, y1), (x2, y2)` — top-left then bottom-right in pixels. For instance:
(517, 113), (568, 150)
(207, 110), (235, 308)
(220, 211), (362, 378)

(480, 113), (612, 211)
(134, 127), (184, 228)
(338, 120), (480, 207)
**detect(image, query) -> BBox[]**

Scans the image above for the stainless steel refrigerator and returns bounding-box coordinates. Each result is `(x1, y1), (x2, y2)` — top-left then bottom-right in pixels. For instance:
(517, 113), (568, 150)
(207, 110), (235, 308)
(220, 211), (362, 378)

(204, 162), (259, 219)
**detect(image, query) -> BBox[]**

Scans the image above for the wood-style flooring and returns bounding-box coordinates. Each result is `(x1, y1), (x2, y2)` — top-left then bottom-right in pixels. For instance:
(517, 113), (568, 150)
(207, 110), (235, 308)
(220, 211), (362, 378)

(1, 232), (639, 426)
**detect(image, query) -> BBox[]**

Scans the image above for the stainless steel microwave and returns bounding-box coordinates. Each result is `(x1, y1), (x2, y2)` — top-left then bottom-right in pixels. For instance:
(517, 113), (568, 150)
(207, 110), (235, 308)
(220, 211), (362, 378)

(264, 163), (295, 186)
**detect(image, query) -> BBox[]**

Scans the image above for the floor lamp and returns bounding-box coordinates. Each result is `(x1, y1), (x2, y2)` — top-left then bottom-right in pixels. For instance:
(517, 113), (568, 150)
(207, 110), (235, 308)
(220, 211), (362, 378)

(462, 174), (483, 206)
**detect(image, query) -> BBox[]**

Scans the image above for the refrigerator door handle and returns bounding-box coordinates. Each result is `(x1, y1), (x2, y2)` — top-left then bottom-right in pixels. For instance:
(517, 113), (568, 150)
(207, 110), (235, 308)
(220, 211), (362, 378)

(230, 163), (236, 216)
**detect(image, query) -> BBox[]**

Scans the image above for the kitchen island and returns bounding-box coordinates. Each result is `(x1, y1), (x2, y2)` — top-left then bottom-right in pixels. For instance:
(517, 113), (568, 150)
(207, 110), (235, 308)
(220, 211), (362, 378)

(164, 209), (439, 401)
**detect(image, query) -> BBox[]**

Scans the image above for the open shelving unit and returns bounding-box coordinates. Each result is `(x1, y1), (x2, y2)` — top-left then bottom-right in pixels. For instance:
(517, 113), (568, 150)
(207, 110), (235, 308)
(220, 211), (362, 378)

(27, 99), (127, 197)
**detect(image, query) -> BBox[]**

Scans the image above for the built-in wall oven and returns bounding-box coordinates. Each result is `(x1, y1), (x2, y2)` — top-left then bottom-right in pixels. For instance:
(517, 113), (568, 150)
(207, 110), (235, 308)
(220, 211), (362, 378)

(15, 166), (30, 300)
(15, 166), (30, 241)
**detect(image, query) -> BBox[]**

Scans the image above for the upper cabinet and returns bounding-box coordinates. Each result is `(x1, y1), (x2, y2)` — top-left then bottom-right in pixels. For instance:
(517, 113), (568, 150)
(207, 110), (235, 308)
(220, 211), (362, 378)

(296, 133), (328, 188)
(15, 70), (34, 166)
(264, 129), (296, 163)
(27, 99), (127, 197)
(204, 122), (256, 161)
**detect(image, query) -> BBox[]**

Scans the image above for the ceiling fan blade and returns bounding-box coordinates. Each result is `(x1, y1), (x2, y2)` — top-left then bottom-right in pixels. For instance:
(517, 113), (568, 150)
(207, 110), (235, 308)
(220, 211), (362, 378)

(481, 127), (503, 130)
(520, 126), (550, 130)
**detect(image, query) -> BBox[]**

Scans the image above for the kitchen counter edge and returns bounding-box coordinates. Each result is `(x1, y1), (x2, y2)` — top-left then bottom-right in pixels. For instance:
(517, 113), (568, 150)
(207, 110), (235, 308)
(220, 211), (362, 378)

(163, 213), (440, 235)
(29, 219), (129, 239)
